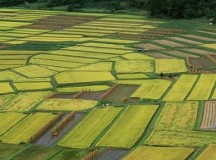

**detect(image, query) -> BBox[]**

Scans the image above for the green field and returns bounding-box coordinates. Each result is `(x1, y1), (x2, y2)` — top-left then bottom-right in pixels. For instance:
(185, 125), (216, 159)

(59, 107), (121, 148)
(123, 146), (194, 160)
(97, 105), (158, 148)
(37, 99), (98, 111)
(0, 113), (56, 144)
(131, 79), (171, 99)
(187, 74), (216, 100)
(0, 7), (216, 160)
(155, 59), (187, 73)
(1, 91), (52, 111)
(163, 74), (198, 101)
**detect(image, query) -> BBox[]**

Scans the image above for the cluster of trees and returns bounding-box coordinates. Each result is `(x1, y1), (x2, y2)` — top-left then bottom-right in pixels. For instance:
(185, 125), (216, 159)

(0, 0), (37, 6)
(146, 0), (216, 18)
(0, 0), (215, 19)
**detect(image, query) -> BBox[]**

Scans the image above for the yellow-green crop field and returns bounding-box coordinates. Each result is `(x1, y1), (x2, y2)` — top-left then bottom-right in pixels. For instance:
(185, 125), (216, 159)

(163, 74), (198, 101)
(97, 105), (158, 148)
(54, 71), (115, 85)
(13, 65), (56, 78)
(0, 112), (27, 136)
(0, 113), (56, 144)
(201, 43), (216, 50)
(0, 82), (14, 94)
(187, 74), (216, 100)
(131, 79), (171, 99)
(0, 7), (216, 159)
(59, 107), (121, 148)
(155, 59), (187, 73)
(37, 99), (98, 111)
(123, 146), (194, 160)
(115, 60), (154, 73)
(197, 144), (216, 160)
(1, 91), (52, 111)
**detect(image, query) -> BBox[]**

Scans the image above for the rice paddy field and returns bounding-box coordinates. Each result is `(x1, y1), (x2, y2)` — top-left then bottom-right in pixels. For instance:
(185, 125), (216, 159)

(0, 8), (216, 160)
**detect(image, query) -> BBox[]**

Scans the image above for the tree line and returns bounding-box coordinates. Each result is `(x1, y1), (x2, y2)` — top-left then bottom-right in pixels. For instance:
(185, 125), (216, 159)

(0, 0), (215, 19)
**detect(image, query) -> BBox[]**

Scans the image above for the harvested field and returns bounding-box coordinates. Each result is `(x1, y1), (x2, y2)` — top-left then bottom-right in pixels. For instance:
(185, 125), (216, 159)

(104, 84), (140, 103)
(182, 34), (216, 42)
(154, 39), (186, 47)
(200, 101), (216, 131)
(49, 93), (77, 99)
(78, 91), (107, 101)
(24, 15), (97, 30)
(144, 52), (175, 59)
(197, 30), (216, 36)
(0, 44), (7, 49)
(36, 113), (85, 146)
(169, 37), (202, 45)
(137, 43), (164, 50)
(113, 28), (184, 40)
(164, 50), (200, 58)
(211, 55), (216, 61)
(188, 57), (216, 68)
(183, 48), (216, 56)
(57, 85), (110, 93)
(94, 149), (129, 160)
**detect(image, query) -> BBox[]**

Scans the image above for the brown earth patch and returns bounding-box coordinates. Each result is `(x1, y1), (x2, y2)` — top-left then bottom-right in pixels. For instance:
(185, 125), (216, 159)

(24, 15), (97, 30)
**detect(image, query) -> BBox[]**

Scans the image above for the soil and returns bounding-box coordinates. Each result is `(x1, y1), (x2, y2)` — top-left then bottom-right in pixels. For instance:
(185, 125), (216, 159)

(93, 149), (129, 160)
(79, 91), (107, 101)
(104, 85), (140, 103)
(137, 43), (164, 50)
(188, 57), (216, 68)
(24, 15), (97, 30)
(169, 37), (202, 45)
(182, 34), (216, 42)
(144, 52), (175, 59)
(200, 101), (216, 131)
(164, 50), (200, 58)
(154, 40), (186, 47)
(35, 113), (85, 146)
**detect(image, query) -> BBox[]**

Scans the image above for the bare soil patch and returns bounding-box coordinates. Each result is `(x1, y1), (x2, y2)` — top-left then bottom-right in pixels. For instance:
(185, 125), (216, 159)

(154, 40), (186, 47)
(164, 50), (200, 58)
(104, 85), (140, 103)
(35, 112), (85, 146)
(137, 43), (164, 50)
(93, 149), (129, 160)
(182, 34), (216, 42)
(169, 37), (202, 45)
(144, 52), (175, 59)
(188, 57), (215, 68)
(24, 15), (97, 30)
(200, 101), (216, 131)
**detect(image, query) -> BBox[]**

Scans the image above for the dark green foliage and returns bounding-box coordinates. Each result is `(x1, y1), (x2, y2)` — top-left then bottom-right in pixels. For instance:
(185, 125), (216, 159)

(146, 0), (216, 18)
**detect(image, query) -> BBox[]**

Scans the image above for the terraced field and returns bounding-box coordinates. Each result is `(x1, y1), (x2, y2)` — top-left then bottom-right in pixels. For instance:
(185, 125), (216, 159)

(0, 8), (216, 160)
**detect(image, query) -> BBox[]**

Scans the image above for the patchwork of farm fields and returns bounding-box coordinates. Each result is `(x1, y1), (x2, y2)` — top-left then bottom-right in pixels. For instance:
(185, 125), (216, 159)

(0, 8), (216, 160)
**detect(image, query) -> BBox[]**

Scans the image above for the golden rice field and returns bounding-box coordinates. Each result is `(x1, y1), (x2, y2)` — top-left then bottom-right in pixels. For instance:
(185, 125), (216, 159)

(0, 7), (216, 160)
